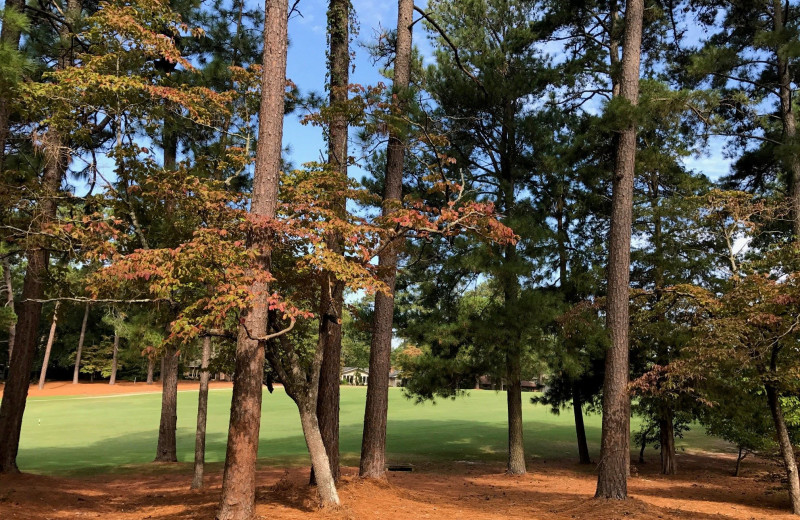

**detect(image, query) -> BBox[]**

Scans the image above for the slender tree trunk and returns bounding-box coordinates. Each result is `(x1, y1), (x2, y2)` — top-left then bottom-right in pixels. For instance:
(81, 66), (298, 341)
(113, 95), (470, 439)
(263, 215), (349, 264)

(506, 349), (525, 474)
(37, 302), (60, 390)
(595, 0), (643, 500)
(216, 0), (288, 517)
(766, 383), (800, 514)
(735, 447), (746, 477)
(3, 258), (15, 362)
(773, 0), (800, 238)
(146, 357), (155, 385)
(155, 344), (178, 462)
(359, 0), (414, 480)
(192, 336), (212, 489)
(659, 410), (676, 475)
(109, 330), (119, 385)
(314, 0), (350, 485)
(572, 383), (591, 464)
(300, 402), (340, 506)
(72, 303), (89, 384)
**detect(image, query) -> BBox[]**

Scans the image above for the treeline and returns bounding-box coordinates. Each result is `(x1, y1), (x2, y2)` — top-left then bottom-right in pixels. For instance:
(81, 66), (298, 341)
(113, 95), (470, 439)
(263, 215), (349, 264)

(1, 0), (800, 518)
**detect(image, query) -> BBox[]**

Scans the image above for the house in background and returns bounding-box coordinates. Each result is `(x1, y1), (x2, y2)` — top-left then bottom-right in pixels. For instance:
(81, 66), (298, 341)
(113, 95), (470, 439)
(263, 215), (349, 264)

(341, 367), (405, 387)
(342, 366), (368, 385)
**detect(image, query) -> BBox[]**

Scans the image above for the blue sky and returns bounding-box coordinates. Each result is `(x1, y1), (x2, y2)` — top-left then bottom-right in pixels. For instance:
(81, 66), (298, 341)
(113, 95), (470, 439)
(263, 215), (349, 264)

(281, 0), (730, 183)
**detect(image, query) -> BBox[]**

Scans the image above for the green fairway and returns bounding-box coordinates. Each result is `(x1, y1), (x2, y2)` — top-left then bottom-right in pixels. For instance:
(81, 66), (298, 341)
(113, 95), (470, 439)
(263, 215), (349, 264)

(16, 386), (728, 475)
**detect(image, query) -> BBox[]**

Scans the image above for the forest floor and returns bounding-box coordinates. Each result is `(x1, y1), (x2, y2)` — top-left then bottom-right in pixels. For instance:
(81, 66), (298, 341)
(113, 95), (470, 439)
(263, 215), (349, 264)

(0, 453), (796, 519)
(0, 382), (795, 519)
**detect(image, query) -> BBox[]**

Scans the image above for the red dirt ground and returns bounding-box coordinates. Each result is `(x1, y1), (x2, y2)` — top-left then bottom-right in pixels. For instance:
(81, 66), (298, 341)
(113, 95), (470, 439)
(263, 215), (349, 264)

(0, 382), (795, 519)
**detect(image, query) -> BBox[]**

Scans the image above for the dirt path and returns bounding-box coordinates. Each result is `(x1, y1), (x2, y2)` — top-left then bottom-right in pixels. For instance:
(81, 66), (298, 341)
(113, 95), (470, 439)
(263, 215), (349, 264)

(0, 380), (234, 399)
(0, 453), (795, 519)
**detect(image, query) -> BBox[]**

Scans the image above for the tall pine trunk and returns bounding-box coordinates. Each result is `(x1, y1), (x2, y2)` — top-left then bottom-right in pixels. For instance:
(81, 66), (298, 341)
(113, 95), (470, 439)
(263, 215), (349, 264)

(3, 258), (15, 362)
(359, 0), (414, 480)
(572, 383), (591, 465)
(109, 330), (119, 385)
(191, 336), (212, 489)
(37, 302), (60, 390)
(595, 0), (643, 500)
(0, 0), (76, 459)
(72, 303), (89, 384)
(216, 0), (288, 516)
(314, 0), (350, 485)
(659, 410), (676, 475)
(154, 344), (178, 462)
(506, 347), (525, 474)
(773, 0), (800, 238)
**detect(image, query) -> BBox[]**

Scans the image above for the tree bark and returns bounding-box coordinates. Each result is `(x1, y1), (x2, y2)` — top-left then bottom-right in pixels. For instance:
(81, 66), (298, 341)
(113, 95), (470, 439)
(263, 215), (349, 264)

(192, 336), (212, 489)
(109, 330), (119, 385)
(3, 258), (15, 362)
(359, 0), (414, 480)
(572, 383), (591, 464)
(37, 302), (60, 390)
(766, 383), (800, 514)
(773, 0), (800, 238)
(659, 410), (676, 475)
(155, 344), (178, 462)
(506, 350), (525, 474)
(216, 0), (287, 517)
(595, 0), (643, 501)
(72, 303), (89, 384)
(146, 356), (155, 385)
(300, 402), (340, 506)
(0, 72), (69, 473)
(313, 0), (350, 485)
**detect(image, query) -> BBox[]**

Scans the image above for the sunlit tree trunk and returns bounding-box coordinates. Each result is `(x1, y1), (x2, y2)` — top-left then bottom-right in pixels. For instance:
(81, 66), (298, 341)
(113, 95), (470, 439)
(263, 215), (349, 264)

(216, 0), (288, 516)
(109, 330), (119, 385)
(72, 303), (89, 384)
(3, 258), (15, 362)
(37, 302), (60, 390)
(360, 0), (414, 480)
(191, 336), (212, 489)
(595, 0), (643, 500)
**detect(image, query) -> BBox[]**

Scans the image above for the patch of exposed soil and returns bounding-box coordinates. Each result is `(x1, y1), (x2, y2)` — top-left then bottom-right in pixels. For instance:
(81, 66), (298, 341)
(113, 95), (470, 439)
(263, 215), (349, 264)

(0, 453), (795, 519)
(0, 380), (235, 399)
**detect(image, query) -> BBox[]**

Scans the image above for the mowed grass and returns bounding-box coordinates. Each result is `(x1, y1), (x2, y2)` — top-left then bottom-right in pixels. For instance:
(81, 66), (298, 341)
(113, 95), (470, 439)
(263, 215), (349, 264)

(16, 386), (729, 475)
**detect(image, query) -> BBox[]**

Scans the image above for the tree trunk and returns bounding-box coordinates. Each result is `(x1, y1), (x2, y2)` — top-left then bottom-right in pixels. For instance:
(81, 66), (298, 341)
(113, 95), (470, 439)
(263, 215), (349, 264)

(192, 336), (212, 489)
(146, 357), (155, 385)
(595, 0), (643, 501)
(109, 330), (119, 385)
(572, 383), (591, 465)
(735, 447), (746, 477)
(659, 410), (676, 475)
(766, 383), (800, 514)
(0, 93), (68, 474)
(300, 402), (340, 506)
(638, 437), (647, 464)
(155, 344), (178, 462)
(37, 302), (60, 390)
(216, 0), (288, 517)
(359, 0), (414, 480)
(773, 0), (800, 238)
(3, 258), (15, 362)
(506, 350), (525, 475)
(313, 0), (351, 485)
(72, 303), (89, 384)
